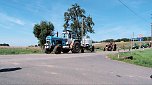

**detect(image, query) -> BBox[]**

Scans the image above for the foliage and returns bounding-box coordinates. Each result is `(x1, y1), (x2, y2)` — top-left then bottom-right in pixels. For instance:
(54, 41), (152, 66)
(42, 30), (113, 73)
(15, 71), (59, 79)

(108, 49), (152, 68)
(101, 37), (151, 43)
(102, 38), (130, 42)
(142, 37), (151, 41)
(0, 43), (9, 46)
(33, 21), (54, 48)
(102, 39), (115, 42)
(115, 38), (130, 42)
(63, 3), (94, 39)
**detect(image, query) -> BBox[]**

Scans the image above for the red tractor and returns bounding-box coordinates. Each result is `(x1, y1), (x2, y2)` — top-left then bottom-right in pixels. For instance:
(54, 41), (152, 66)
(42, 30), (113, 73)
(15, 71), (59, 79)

(104, 42), (117, 51)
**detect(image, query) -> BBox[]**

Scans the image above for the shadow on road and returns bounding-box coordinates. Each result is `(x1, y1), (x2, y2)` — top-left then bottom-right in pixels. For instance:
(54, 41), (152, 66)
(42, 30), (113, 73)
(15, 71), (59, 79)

(0, 67), (22, 73)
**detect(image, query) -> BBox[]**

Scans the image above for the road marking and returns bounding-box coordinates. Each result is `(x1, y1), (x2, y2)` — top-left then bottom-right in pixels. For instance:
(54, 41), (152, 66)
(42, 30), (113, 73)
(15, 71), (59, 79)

(82, 73), (86, 75)
(12, 62), (20, 65)
(128, 75), (134, 78)
(38, 64), (55, 68)
(125, 75), (150, 80)
(51, 72), (58, 75)
(44, 71), (58, 75)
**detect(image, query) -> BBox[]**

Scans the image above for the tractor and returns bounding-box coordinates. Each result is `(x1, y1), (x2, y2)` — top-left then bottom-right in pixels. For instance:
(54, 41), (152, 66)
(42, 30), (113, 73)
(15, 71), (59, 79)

(44, 30), (94, 54)
(103, 42), (117, 51)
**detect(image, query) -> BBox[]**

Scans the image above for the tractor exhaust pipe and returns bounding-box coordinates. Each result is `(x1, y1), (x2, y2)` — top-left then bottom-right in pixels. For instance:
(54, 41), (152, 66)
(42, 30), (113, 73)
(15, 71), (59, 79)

(57, 31), (58, 37)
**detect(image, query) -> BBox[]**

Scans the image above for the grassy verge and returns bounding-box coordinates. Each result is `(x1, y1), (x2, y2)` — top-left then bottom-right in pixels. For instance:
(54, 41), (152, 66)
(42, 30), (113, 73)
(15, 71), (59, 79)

(108, 49), (152, 68)
(0, 47), (43, 55)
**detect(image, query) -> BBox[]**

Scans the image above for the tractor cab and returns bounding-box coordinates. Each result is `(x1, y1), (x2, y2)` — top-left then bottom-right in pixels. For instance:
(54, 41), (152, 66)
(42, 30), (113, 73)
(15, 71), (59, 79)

(60, 30), (74, 45)
(61, 30), (72, 38)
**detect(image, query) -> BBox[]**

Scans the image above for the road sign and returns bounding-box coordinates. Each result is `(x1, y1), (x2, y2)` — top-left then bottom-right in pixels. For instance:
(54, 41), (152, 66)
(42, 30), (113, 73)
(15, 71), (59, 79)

(138, 34), (143, 38)
(138, 34), (143, 41)
(138, 37), (143, 41)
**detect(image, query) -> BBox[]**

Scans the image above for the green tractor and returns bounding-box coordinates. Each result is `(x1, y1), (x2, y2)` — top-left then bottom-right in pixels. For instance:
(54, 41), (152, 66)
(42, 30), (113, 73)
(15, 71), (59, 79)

(141, 43), (149, 48)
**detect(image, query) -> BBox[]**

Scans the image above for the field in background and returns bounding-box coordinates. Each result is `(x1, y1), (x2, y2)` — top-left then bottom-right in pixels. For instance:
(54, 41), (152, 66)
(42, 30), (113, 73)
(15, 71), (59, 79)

(108, 48), (152, 68)
(94, 42), (130, 51)
(93, 41), (151, 51)
(0, 47), (43, 55)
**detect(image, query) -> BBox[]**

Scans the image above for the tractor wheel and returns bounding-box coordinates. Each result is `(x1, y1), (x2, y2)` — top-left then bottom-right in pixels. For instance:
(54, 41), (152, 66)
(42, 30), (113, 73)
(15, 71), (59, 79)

(81, 48), (84, 53)
(90, 46), (94, 52)
(52, 45), (61, 54)
(45, 49), (50, 54)
(71, 41), (80, 53)
(62, 49), (70, 53)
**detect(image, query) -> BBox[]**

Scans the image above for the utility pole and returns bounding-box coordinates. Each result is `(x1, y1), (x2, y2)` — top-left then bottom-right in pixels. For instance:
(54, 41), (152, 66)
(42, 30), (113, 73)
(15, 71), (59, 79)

(133, 32), (135, 47)
(130, 32), (134, 54)
(151, 23), (152, 42)
(150, 14), (152, 47)
(151, 14), (152, 41)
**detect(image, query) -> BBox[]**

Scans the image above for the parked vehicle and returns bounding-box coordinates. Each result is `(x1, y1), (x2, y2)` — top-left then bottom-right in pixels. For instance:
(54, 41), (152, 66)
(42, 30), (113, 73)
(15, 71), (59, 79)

(141, 43), (149, 48)
(132, 43), (139, 49)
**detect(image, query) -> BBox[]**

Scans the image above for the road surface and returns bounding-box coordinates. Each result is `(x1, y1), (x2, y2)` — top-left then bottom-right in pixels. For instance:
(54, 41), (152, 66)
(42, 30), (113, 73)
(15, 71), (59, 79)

(0, 52), (151, 85)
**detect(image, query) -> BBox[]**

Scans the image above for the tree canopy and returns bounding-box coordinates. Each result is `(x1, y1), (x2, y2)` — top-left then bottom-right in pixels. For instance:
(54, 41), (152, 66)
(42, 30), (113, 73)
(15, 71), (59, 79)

(33, 21), (54, 48)
(63, 3), (94, 39)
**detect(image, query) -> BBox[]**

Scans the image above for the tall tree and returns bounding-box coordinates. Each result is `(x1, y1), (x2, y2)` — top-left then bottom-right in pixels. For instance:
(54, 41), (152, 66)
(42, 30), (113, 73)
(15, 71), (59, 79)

(33, 21), (54, 48)
(63, 3), (94, 39)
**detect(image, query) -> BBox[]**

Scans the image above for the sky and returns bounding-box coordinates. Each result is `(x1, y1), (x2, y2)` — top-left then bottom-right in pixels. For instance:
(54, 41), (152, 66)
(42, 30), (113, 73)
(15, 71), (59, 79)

(0, 0), (152, 46)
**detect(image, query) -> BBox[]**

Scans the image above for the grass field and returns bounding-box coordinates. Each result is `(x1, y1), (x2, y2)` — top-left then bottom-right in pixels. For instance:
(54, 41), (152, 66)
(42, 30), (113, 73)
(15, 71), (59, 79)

(0, 47), (43, 55)
(108, 48), (152, 68)
(94, 41), (151, 51)
(94, 42), (131, 52)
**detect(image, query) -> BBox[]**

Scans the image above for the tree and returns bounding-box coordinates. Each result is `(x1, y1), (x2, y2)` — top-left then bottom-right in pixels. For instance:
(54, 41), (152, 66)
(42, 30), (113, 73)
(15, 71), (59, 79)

(63, 3), (94, 39)
(103, 39), (115, 42)
(33, 21), (54, 48)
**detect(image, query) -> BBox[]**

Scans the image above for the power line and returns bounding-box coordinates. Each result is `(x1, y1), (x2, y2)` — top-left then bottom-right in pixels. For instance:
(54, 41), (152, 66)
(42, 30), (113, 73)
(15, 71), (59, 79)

(118, 0), (148, 23)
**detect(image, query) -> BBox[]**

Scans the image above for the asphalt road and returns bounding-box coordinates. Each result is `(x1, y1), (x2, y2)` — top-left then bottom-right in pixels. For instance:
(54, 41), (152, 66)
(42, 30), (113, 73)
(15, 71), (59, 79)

(0, 52), (151, 85)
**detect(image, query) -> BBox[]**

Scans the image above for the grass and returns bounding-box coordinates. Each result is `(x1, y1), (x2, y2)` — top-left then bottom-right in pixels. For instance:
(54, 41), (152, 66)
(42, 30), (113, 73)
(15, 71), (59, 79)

(0, 47), (43, 55)
(108, 48), (152, 68)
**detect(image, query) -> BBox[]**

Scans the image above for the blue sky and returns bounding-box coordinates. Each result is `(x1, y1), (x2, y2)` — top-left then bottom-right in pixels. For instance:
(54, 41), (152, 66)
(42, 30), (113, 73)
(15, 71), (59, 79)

(0, 0), (151, 46)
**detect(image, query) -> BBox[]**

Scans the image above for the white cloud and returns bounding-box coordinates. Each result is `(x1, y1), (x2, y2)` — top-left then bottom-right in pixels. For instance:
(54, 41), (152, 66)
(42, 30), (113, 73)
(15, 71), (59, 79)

(10, 18), (25, 25)
(0, 12), (25, 25)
